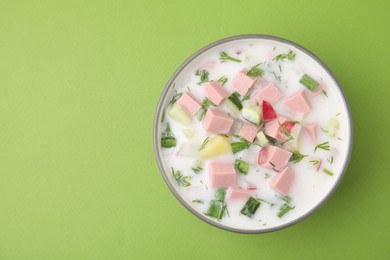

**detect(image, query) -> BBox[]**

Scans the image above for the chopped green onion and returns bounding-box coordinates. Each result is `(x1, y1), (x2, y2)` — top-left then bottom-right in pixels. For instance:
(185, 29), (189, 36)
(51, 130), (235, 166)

(240, 197), (261, 218)
(161, 123), (176, 148)
(217, 76), (228, 86)
(215, 188), (226, 202)
(299, 74), (319, 91)
(206, 200), (226, 219)
(206, 189), (227, 220)
(231, 141), (250, 154)
(219, 51), (242, 63)
(323, 168), (334, 176)
(227, 92), (243, 110)
(246, 63), (264, 77)
(235, 159), (249, 174)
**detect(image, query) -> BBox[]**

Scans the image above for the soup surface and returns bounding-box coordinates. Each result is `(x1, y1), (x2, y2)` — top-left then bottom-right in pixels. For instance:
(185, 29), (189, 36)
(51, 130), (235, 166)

(156, 38), (351, 231)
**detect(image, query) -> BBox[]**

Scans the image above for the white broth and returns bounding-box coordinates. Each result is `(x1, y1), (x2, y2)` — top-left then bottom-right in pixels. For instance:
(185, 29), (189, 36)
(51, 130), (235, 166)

(155, 37), (352, 232)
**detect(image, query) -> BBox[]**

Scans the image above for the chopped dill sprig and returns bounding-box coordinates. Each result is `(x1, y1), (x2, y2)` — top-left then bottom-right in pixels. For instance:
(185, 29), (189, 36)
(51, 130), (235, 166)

(278, 204), (295, 218)
(281, 195), (291, 204)
(196, 69), (209, 85)
(327, 156), (334, 164)
(310, 160), (320, 166)
(320, 127), (329, 133)
(219, 51), (242, 63)
(271, 71), (282, 81)
(278, 122), (294, 144)
(290, 150), (308, 163)
(273, 50), (296, 62)
(199, 180), (208, 190)
(217, 76), (228, 86)
(241, 94), (250, 102)
(269, 161), (277, 171)
(192, 200), (204, 204)
(197, 98), (216, 120)
(168, 91), (182, 107)
(246, 63), (265, 77)
(314, 141), (330, 152)
(199, 137), (210, 151)
(256, 198), (275, 207)
(264, 173), (271, 179)
(171, 167), (191, 187)
(322, 90), (328, 97)
(277, 196), (295, 218)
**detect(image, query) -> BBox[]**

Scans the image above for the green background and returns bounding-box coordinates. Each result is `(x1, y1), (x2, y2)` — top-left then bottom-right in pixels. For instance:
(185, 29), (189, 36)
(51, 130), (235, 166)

(0, 0), (389, 259)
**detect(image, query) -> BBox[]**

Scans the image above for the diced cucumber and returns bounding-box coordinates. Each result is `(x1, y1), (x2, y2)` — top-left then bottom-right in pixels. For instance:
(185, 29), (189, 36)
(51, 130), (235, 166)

(167, 103), (192, 125)
(223, 99), (240, 115)
(299, 74), (319, 91)
(227, 92), (243, 110)
(256, 130), (269, 147)
(242, 103), (262, 125)
(328, 118), (340, 138)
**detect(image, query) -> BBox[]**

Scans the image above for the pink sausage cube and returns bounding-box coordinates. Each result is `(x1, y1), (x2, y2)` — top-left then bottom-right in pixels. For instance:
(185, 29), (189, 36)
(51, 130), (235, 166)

(253, 82), (283, 104)
(203, 109), (234, 134)
(176, 92), (202, 117)
(284, 90), (311, 114)
(231, 70), (256, 97)
(269, 167), (295, 195)
(258, 145), (292, 172)
(238, 122), (259, 142)
(209, 162), (236, 188)
(204, 82), (229, 105)
(264, 116), (288, 141)
(226, 187), (251, 201)
(304, 123), (317, 143)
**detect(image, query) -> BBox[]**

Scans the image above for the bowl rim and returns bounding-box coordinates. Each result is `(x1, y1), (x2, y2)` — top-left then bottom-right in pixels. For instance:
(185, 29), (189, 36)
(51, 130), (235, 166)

(153, 34), (354, 234)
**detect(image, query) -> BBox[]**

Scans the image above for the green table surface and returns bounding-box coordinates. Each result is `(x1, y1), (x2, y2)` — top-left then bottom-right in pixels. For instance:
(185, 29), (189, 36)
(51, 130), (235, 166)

(0, 1), (389, 259)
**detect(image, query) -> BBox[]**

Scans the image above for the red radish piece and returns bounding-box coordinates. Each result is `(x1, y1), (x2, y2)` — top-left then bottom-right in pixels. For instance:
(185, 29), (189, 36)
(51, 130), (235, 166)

(247, 187), (257, 191)
(258, 146), (268, 165)
(281, 121), (295, 133)
(262, 100), (277, 121)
